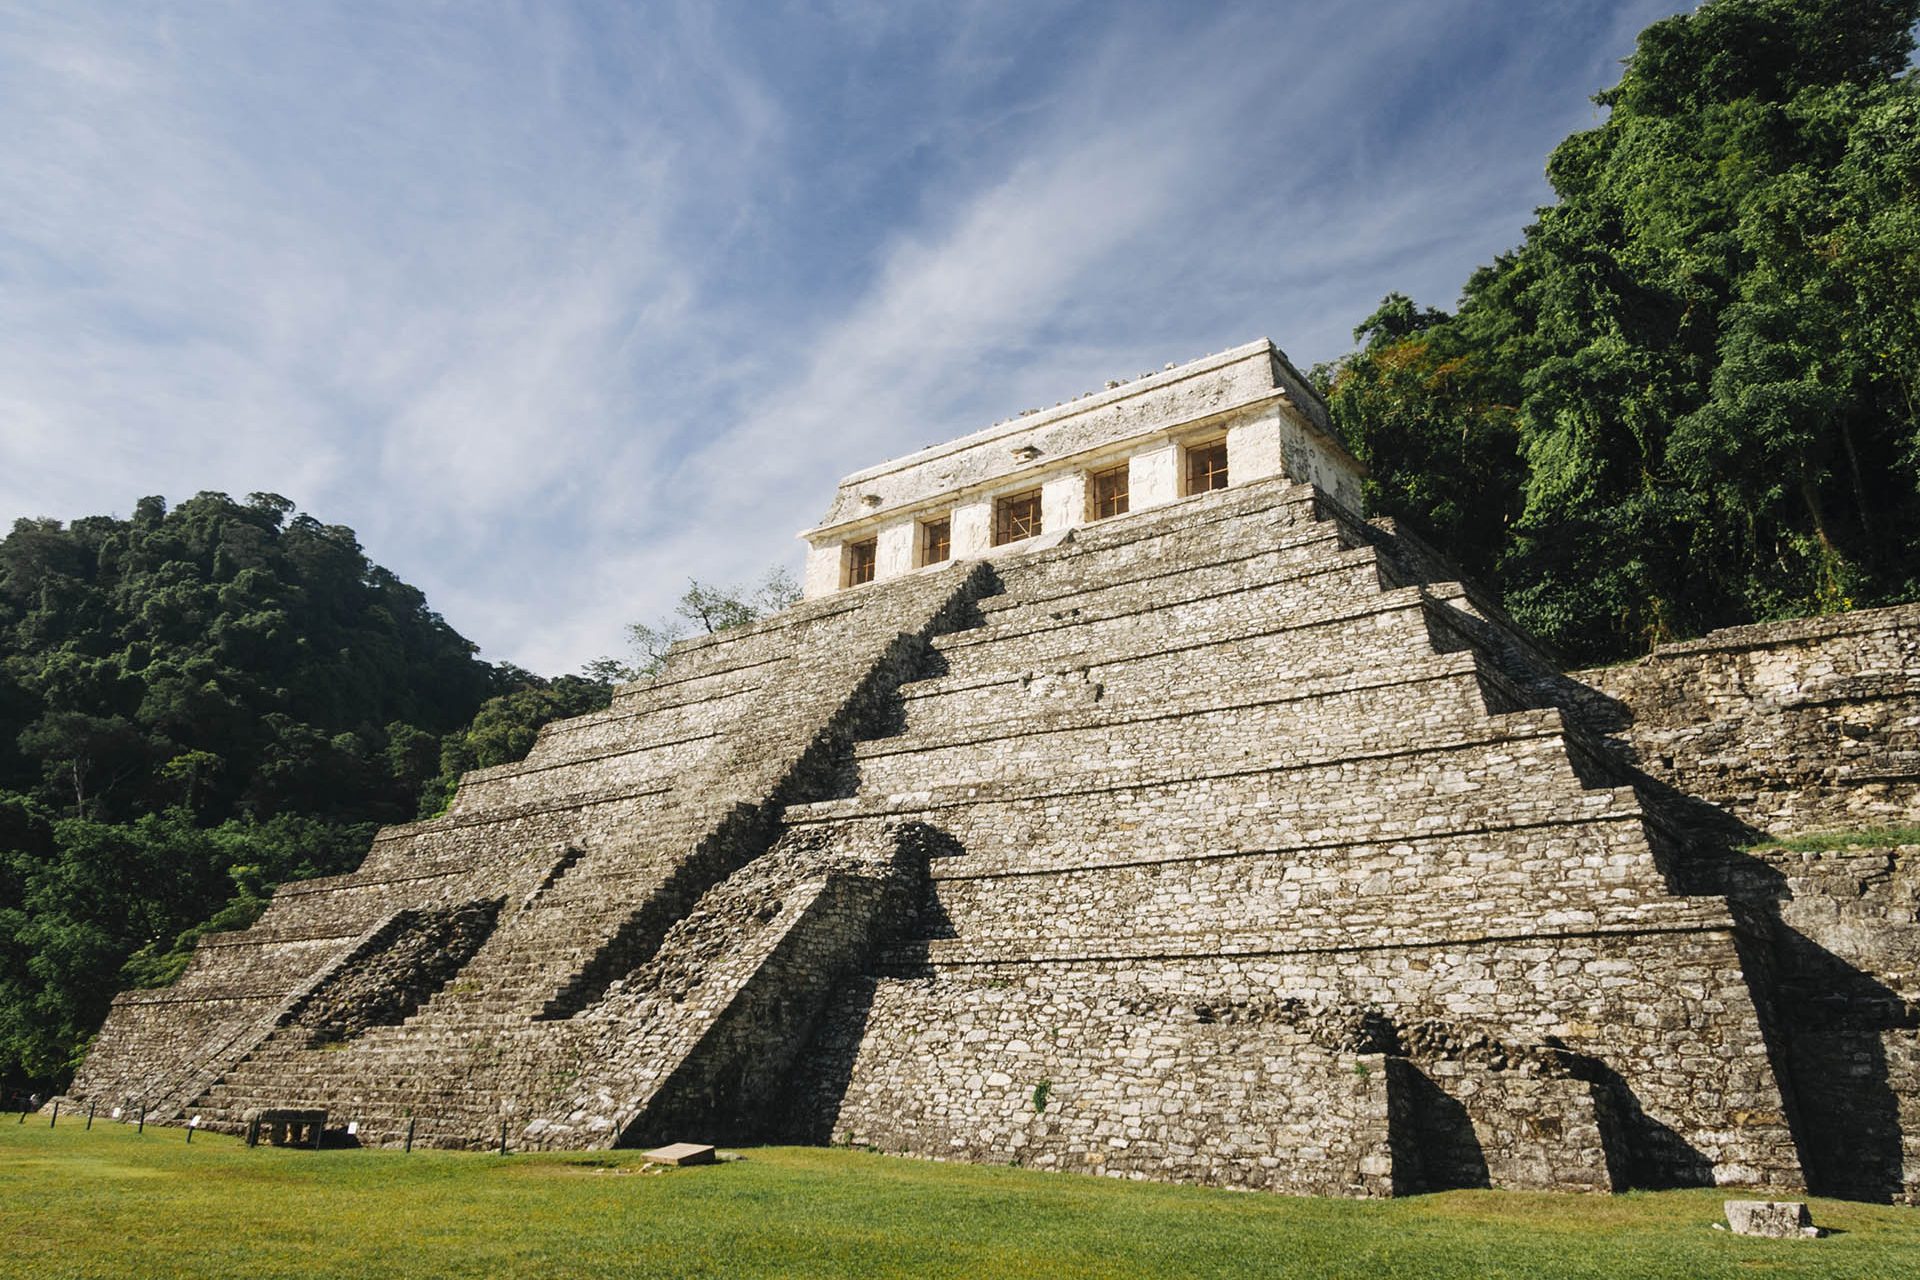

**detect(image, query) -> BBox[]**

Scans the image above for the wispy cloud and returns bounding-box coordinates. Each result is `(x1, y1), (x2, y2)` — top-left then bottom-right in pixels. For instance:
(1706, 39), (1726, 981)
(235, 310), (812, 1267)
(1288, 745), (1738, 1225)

(0, 0), (1693, 674)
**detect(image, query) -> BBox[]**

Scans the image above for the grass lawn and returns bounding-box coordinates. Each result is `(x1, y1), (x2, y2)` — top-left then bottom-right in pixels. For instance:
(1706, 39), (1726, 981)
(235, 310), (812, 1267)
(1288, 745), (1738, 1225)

(1, 1122), (1915, 1278)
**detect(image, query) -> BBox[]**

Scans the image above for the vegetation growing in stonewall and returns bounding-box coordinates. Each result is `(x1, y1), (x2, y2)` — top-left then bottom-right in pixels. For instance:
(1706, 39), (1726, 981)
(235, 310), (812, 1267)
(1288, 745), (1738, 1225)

(0, 490), (791, 1094)
(1316, 0), (1920, 663)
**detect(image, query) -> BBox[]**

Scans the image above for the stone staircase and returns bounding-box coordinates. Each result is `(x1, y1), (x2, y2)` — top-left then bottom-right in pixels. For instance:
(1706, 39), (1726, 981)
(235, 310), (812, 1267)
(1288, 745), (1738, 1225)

(777, 476), (1802, 1195)
(69, 561), (995, 1147)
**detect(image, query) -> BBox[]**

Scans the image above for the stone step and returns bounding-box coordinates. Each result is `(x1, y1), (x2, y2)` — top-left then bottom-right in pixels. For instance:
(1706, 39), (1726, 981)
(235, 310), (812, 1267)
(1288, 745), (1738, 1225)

(915, 818), (1678, 945)
(789, 781), (1653, 888)
(975, 519), (1348, 623)
(855, 661), (1501, 795)
(810, 706), (1593, 819)
(526, 682), (767, 767)
(876, 894), (1731, 971)
(903, 585), (1440, 708)
(453, 734), (724, 811)
(887, 649), (1493, 749)
(932, 547), (1387, 658)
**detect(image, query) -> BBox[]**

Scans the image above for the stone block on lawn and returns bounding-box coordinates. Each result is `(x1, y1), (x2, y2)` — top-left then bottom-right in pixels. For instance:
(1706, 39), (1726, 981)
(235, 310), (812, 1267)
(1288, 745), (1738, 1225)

(1724, 1201), (1820, 1238)
(644, 1143), (716, 1166)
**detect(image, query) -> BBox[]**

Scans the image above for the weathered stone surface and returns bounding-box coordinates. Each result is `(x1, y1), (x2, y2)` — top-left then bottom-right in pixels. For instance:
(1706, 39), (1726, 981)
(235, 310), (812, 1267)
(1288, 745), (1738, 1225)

(643, 1143), (715, 1166)
(1723, 1200), (1818, 1238)
(1569, 606), (1920, 843)
(57, 343), (1920, 1203)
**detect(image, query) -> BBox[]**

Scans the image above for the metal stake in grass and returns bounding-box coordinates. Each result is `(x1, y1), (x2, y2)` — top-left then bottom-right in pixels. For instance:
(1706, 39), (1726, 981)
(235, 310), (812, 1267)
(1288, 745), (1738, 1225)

(86, 1102), (95, 1130)
(137, 1108), (145, 1135)
(404, 1116), (415, 1153)
(48, 1100), (58, 1127)
(498, 1118), (508, 1156)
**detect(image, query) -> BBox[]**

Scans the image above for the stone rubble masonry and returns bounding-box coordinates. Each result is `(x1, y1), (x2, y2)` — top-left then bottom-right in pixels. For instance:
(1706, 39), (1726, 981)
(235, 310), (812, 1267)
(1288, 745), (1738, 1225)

(60, 349), (1920, 1204)
(1569, 605), (1920, 841)
(1723, 1200), (1820, 1238)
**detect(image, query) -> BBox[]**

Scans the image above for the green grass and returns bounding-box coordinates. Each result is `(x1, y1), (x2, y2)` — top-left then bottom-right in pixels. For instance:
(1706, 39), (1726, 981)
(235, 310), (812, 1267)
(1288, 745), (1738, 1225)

(1748, 824), (1920, 853)
(2, 1123), (1916, 1278)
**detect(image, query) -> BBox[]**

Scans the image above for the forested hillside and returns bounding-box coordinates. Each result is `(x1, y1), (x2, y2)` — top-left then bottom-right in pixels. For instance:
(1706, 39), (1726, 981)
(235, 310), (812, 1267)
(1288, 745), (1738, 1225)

(0, 492), (615, 1090)
(1318, 0), (1920, 661)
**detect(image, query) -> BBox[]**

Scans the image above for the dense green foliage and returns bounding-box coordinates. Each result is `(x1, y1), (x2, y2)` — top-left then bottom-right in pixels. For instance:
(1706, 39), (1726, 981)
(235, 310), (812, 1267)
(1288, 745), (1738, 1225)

(0, 492), (607, 1089)
(412, 673), (621, 819)
(7, 1127), (1920, 1278)
(0, 496), (793, 1091)
(1320, 0), (1920, 661)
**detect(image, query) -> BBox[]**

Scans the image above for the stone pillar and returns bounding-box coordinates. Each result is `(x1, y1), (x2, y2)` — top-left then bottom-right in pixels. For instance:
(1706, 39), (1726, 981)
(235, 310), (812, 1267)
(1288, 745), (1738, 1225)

(1131, 443), (1178, 510)
(1226, 407), (1284, 486)
(802, 542), (842, 599)
(875, 520), (915, 581)
(951, 499), (992, 558)
(1041, 473), (1085, 536)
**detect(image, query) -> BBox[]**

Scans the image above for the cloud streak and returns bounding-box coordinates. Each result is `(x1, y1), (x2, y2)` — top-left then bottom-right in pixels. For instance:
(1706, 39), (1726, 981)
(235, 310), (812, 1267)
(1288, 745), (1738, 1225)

(0, 0), (1693, 673)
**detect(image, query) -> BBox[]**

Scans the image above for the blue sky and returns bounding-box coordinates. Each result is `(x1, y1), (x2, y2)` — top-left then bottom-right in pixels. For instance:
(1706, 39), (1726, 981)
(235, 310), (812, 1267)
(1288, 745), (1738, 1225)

(0, 0), (1691, 674)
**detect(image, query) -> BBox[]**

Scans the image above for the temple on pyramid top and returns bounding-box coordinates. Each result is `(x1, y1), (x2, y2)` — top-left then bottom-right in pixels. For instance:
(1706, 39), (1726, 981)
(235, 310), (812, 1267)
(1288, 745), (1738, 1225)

(800, 339), (1365, 597)
(56, 328), (1919, 1205)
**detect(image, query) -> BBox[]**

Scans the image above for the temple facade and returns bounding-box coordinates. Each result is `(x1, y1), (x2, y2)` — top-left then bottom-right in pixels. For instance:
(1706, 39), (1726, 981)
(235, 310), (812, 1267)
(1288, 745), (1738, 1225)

(800, 340), (1363, 596)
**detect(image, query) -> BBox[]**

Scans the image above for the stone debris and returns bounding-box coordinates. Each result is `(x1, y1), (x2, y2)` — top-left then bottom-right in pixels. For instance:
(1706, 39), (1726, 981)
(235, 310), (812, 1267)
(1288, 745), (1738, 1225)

(642, 1142), (716, 1166)
(1722, 1200), (1822, 1238)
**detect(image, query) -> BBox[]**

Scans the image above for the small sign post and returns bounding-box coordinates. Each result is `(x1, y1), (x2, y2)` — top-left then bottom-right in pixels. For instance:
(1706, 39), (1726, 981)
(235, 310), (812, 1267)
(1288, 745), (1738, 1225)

(187, 1115), (201, 1144)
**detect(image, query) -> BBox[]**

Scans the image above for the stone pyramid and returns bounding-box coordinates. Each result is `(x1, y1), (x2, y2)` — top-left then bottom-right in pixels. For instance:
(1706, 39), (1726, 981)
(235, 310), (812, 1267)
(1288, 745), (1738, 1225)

(66, 340), (1918, 1200)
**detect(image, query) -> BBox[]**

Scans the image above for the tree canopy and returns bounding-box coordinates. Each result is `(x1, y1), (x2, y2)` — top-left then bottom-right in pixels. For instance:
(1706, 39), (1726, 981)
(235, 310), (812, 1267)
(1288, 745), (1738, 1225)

(1319, 0), (1920, 661)
(0, 492), (561, 1086)
(0, 502), (798, 1092)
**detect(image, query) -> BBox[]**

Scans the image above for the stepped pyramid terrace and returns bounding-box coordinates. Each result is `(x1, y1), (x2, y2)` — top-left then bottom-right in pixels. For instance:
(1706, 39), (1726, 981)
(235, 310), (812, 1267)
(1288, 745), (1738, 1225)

(63, 339), (1920, 1201)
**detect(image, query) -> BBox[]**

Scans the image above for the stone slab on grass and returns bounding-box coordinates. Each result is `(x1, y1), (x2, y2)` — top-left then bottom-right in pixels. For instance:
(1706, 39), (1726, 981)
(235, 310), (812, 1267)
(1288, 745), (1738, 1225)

(644, 1142), (716, 1166)
(1724, 1200), (1821, 1238)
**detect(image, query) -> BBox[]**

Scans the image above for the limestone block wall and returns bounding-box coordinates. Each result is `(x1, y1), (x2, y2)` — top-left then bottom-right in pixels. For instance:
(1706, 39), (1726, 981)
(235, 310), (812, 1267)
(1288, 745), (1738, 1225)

(1570, 604), (1920, 839)
(787, 976), (1400, 1197)
(1387, 1060), (1614, 1194)
(1726, 842), (1920, 1201)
